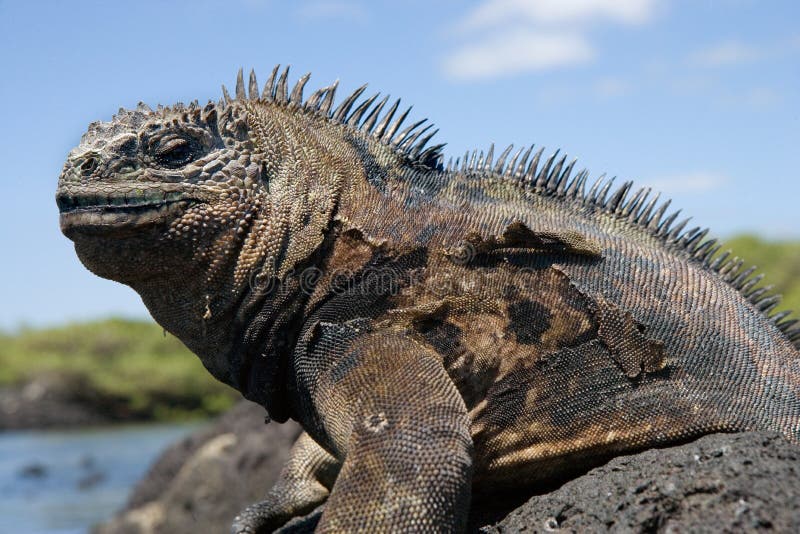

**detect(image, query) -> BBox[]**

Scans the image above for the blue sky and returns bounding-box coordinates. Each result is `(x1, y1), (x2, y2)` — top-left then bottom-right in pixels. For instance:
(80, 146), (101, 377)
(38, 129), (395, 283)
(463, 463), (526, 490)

(0, 0), (798, 329)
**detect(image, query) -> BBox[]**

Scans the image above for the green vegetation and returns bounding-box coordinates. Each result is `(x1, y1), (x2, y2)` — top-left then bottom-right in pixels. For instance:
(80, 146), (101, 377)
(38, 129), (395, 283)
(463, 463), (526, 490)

(0, 236), (796, 424)
(0, 318), (238, 421)
(721, 235), (800, 315)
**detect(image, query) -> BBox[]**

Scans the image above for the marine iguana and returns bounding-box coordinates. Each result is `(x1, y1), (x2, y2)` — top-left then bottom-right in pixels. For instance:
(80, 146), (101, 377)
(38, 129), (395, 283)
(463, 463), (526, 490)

(57, 66), (800, 533)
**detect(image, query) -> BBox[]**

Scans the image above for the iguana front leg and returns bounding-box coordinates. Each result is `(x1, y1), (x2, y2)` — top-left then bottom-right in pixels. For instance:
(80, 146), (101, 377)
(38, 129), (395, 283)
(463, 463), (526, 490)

(231, 432), (339, 534)
(310, 329), (474, 532)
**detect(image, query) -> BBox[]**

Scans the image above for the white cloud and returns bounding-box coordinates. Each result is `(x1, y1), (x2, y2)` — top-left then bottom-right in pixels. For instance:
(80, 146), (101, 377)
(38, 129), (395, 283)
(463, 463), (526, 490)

(593, 77), (631, 97)
(716, 87), (782, 110)
(689, 35), (800, 68)
(457, 0), (658, 32)
(443, 0), (658, 81)
(689, 41), (762, 67)
(443, 30), (594, 80)
(740, 86), (781, 108)
(646, 172), (727, 194)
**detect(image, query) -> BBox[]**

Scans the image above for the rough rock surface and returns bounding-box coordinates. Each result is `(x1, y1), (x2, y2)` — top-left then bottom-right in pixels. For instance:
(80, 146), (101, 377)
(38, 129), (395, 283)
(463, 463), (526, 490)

(95, 403), (800, 533)
(94, 401), (301, 534)
(484, 432), (800, 533)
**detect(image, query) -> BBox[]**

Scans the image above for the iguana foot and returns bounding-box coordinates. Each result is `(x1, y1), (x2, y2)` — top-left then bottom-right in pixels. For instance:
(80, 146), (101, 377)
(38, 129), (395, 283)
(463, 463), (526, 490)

(231, 432), (338, 533)
(231, 501), (279, 534)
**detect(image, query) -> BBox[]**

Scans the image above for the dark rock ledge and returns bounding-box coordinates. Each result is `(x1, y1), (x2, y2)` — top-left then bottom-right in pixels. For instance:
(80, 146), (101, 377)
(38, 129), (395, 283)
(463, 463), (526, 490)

(95, 401), (800, 533)
(0, 374), (119, 430)
(483, 431), (800, 533)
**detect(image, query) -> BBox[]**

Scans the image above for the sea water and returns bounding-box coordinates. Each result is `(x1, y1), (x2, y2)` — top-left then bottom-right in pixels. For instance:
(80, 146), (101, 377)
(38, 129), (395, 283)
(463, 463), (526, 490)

(0, 422), (203, 534)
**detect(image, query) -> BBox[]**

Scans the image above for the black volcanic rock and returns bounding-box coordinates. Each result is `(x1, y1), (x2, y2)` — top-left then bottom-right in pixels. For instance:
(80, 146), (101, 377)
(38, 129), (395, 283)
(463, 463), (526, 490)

(483, 432), (800, 533)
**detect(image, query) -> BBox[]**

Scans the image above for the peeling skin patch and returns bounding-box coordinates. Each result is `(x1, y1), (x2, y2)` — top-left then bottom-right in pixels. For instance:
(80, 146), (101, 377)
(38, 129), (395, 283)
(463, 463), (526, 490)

(364, 412), (389, 433)
(417, 318), (463, 358)
(414, 315), (502, 411)
(594, 295), (666, 378)
(506, 299), (552, 345)
(443, 221), (602, 264)
(330, 347), (361, 383)
(484, 362), (529, 427)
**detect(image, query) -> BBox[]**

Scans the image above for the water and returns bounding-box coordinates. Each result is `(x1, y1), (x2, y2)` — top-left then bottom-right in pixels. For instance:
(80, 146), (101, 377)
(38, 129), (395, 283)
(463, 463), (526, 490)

(0, 422), (203, 534)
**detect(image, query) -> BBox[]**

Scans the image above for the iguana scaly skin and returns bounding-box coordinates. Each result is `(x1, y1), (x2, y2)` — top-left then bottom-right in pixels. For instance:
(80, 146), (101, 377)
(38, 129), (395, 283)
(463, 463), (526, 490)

(57, 66), (800, 533)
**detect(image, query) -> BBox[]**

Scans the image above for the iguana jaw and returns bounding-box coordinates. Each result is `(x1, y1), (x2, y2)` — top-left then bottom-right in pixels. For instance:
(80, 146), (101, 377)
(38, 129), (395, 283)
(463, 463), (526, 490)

(57, 189), (200, 238)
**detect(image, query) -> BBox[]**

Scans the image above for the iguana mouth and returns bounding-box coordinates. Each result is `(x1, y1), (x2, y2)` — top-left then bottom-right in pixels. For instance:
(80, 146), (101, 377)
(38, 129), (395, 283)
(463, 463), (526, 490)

(58, 192), (198, 237)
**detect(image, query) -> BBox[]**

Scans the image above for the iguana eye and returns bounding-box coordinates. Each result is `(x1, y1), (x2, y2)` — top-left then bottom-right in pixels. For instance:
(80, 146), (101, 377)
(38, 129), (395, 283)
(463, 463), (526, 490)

(152, 135), (200, 168)
(80, 156), (99, 176)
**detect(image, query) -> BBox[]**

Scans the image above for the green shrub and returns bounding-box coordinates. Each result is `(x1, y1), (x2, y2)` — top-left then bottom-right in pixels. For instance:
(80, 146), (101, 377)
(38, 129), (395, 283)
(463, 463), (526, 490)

(0, 318), (238, 421)
(721, 235), (800, 315)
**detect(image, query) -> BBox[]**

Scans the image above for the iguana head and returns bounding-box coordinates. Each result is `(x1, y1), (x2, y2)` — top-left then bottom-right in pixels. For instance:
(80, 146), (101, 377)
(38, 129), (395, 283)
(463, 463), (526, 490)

(57, 96), (264, 385)
(57, 66), (444, 409)
(58, 99), (243, 264)
(56, 69), (349, 401)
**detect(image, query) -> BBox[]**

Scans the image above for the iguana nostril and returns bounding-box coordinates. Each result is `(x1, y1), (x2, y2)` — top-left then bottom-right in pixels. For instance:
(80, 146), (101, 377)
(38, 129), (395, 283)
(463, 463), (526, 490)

(80, 156), (99, 176)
